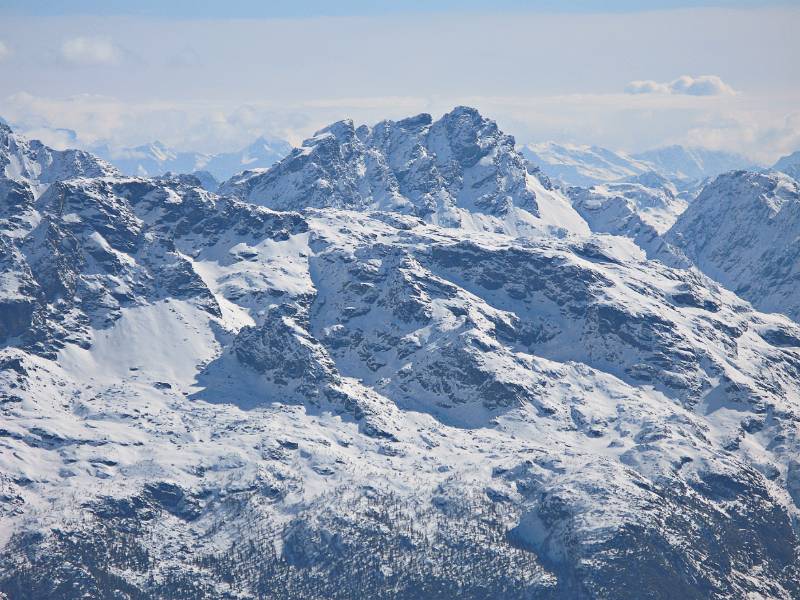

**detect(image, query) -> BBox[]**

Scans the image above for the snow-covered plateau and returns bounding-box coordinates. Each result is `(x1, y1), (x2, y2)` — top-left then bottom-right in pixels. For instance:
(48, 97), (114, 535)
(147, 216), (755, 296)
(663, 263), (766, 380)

(1, 110), (800, 599)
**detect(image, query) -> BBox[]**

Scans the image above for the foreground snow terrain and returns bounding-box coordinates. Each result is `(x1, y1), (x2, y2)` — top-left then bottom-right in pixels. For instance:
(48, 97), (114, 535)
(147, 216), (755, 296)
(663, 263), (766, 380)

(1, 112), (800, 599)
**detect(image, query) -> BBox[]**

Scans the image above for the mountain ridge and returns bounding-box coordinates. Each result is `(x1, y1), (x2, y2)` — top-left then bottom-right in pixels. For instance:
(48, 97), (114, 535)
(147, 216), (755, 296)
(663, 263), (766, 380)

(662, 169), (800, 321)
(521, 140), (758, 188)
(220, 106), (590, 238)
(92, 135), (293, 181)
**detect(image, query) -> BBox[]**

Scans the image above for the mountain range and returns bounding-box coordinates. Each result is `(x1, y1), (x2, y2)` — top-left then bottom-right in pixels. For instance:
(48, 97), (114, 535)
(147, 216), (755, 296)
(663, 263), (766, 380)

(521, 141), (757, 188)
(92, 135), (293, 184)
(1, 109), (800, 599)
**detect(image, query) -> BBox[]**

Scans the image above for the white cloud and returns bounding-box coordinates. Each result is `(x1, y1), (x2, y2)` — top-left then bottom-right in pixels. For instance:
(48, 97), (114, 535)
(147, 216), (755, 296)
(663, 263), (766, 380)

(625, 75), (737, 97)
(0, 41), (10, 62)
(60, 36), (121, 66)
(19, 126), (79, 150)
(3, 89), (798, 165)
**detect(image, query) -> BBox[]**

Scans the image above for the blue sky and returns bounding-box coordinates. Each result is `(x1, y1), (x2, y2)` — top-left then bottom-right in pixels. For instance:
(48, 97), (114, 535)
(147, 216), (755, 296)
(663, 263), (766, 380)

(1, 0), (795, 17)
(0, 2), (798, 162)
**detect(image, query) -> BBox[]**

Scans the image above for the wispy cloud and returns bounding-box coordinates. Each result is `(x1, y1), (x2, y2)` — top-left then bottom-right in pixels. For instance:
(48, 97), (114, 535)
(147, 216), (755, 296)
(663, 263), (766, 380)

(60, 36), (121, 66)
(625, 75), (736, 97)
(0, 41), (10, 62)
(4, 91), (799, 164)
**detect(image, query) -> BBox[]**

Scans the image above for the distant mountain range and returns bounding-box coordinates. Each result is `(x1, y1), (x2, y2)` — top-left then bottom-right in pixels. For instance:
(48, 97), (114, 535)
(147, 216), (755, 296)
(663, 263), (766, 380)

(93, 128), (770, 199)
(92, 135), (293, 184)
(521, 141), (758, 188)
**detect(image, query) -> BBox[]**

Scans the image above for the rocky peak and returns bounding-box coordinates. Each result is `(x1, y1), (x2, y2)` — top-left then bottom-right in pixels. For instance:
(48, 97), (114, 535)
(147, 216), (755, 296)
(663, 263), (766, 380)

(430, 105), (510, 169)
(0, 124), (118, 189)
(318, 118), (356, 139)
(219, 107), (588, 236)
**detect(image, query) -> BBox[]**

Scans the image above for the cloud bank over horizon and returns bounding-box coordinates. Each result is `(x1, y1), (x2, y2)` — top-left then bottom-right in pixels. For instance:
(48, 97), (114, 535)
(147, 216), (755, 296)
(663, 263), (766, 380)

(625, 75), (737, 96)
(0, 5), (797, 163)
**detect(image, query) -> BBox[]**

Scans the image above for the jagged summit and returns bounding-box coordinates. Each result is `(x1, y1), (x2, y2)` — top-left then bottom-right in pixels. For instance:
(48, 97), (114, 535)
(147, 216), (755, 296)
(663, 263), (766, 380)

(220, 106), (589, 237)
(314, 118), (357, 141)
(0, 123), (118, 191)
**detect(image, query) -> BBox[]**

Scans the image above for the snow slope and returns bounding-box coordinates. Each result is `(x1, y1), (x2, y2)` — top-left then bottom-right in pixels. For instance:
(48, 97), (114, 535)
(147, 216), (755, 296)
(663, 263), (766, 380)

(568, 172), (688, 250)
(631, 145), (757, 183)
(520, 141), (756, 190)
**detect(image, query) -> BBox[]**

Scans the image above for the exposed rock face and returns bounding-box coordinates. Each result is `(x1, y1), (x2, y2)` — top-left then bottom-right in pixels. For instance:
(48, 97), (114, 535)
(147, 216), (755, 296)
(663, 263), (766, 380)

(7, 176), (306, 357)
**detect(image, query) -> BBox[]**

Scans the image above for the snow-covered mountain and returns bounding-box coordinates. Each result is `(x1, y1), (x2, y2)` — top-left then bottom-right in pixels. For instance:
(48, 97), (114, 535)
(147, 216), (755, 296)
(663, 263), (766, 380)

(187, 169), (220, 192)
(568, 171), (687, 250)
(94, 135), (292, 181)
(631, 145), (757, 183)
(92, 140), (205, 178)
(1, 123), (119, 242)
(517, 143), (695, 249)
(1, 122), (118, 193)
(520, 141), (756, 190)
(2, 116), (800, 598)
(203, 136), (293, 181)
(773, 150), (800, 181)
(520, 142), (654, 187)
(663, 169), (800, 322)
(220, 107), (590, 238)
